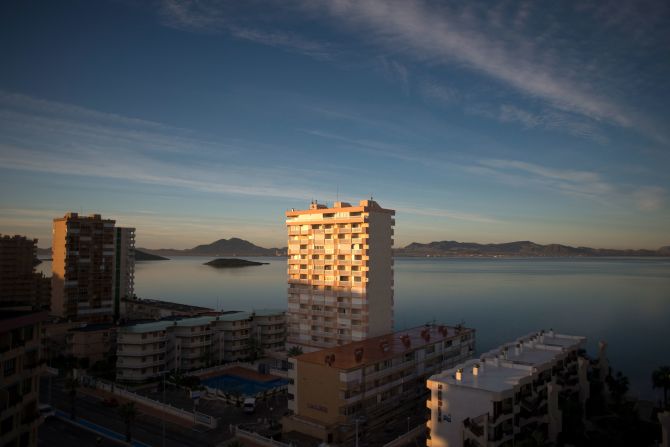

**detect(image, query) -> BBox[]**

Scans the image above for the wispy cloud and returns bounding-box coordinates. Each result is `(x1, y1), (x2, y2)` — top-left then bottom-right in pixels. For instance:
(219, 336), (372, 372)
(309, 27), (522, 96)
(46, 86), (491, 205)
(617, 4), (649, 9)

(473, 158), (666, 211)
(0, 92), (326, 202)
(158, 0), (335, 60)
(298, 0), (665, 142)
(467, 103), (608, 143)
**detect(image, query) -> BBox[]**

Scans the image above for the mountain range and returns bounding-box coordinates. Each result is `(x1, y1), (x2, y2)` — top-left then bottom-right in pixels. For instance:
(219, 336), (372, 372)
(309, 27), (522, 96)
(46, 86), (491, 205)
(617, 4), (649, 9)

(396, 240), (670, 257)
(36, 238), (670, 258)
(138, 237), (287, 257)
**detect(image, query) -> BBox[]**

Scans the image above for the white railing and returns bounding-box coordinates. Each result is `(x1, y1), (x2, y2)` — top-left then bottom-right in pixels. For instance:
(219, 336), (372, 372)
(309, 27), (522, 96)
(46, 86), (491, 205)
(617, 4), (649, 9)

(83, 376), (217, 428)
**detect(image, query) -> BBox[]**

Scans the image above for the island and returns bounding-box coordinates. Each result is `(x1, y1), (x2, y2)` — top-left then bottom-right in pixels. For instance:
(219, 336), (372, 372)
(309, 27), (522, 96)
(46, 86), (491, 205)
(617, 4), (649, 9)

(204, 258), (269, 268)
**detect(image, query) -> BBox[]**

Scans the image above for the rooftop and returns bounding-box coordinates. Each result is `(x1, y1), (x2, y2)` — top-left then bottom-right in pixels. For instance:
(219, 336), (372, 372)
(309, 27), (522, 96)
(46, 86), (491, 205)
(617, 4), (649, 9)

(119, 315), (217, 333)
(296, 324), (474, 371)
(69, 323), (116, 332)
(286, 199), (395, 217)
(129, 298), (212, 313)
(429, 330), (585, 393)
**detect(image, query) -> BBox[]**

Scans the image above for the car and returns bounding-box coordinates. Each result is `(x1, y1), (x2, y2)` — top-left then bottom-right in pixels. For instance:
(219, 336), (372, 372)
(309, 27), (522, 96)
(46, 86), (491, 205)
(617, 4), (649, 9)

(243, 397), (256, 414)
(102, 397), (119, 407)
(38, 404), (55, 419)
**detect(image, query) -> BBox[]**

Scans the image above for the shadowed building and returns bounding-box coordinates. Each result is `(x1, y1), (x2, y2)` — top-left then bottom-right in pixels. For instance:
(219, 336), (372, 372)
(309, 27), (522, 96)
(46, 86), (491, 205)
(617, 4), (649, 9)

(0, 234), (49, 310)
(114, 226), (135, 320)
(426, 330), (590, 447)
(286, 199), (395, 352)
(51, 213), (116, 322)
(0, 311), (48, 447)
(283, 324), (475, 446)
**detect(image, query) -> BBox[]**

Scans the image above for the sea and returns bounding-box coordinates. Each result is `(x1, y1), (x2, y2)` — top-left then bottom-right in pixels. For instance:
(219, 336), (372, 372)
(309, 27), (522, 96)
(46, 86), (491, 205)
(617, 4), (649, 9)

(37, 256), (670, 401)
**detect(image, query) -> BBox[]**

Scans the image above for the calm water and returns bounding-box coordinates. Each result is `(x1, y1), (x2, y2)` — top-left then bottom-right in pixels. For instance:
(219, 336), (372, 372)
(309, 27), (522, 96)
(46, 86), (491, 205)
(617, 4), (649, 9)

(37, 256), (670, 400)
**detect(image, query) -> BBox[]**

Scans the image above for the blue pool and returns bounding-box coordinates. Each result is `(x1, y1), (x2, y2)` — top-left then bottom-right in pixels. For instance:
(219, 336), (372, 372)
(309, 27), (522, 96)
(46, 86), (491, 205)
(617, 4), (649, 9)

(202, 374), (288, 396)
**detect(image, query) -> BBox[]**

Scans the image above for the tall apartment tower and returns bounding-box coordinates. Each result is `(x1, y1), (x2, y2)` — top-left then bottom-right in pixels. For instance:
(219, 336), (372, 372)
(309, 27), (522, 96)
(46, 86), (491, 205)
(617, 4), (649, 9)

(51, 213), (116, 321)
(114, 227), (136, 320)
(0, 234), (49, 310)
(286, 199), (395, 352)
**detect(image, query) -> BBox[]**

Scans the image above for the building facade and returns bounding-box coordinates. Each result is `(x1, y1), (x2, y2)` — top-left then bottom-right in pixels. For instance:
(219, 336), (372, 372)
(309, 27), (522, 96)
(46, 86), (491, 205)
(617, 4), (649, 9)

(66, 323), (116, 365)
(0, 311), (47, 447)
(116, 310), (286, 382)
(426, 330), (589, 447)
(283, 324), (475, 446)
(0, 234), (49, 310)
(286, 200), (395, 352)
(114, 227), (135, 320)
(51, 213), (116, 321)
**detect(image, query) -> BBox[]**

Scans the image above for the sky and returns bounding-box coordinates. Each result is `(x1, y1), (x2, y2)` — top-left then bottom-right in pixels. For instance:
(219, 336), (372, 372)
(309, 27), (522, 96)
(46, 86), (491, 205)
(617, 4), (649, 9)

(0, 0), (668, 250)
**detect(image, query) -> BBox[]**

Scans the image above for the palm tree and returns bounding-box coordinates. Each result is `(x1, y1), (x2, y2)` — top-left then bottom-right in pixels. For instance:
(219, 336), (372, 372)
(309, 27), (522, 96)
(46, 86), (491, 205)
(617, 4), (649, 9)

(652, 365), (670, 409)
(287, 346), (303, 357)
(64, 376), (79, 420)
(118, 402), (138, 443)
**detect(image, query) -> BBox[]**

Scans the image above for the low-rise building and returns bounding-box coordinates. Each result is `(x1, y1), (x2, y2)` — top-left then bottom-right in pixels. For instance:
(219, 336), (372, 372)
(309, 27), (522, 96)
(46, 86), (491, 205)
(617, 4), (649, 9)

(66, 323), (116, 365)
(282, 324), (475, 446)
(116, 310), (287, 382)
(0, 311), (47, 447)
(426, 330), (589, 447)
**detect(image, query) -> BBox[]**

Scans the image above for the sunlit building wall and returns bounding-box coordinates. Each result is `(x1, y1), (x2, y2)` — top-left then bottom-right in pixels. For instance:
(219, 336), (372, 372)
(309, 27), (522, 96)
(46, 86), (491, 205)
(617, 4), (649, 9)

(286, 199), (395, 352)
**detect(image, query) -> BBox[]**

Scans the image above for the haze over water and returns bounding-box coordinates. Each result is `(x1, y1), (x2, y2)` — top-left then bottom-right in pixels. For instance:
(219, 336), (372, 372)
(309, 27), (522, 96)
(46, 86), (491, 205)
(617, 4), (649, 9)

(38, 256), (670, 400)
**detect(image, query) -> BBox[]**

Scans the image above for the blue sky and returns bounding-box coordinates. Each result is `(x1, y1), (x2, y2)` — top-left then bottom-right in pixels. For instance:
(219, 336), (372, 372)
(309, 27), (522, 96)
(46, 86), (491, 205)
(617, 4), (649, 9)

(0, 0), (668, 249)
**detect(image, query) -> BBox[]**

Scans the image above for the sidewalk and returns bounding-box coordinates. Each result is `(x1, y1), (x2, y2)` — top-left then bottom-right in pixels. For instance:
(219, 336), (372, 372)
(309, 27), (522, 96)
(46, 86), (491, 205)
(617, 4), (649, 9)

(55, 409), (151, 447)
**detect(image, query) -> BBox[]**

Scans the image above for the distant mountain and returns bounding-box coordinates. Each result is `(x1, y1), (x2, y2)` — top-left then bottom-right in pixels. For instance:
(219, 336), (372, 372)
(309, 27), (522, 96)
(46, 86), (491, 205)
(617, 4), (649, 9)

(395, 240), (669, 257)
(139, 237), (287, 257)
(135, 250), (169, 261)
(37, 247), (51, 256)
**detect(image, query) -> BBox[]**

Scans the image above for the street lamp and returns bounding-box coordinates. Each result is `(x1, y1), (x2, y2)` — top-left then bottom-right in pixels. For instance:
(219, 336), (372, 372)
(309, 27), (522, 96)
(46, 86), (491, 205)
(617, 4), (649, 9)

(158, 370), (169, 447)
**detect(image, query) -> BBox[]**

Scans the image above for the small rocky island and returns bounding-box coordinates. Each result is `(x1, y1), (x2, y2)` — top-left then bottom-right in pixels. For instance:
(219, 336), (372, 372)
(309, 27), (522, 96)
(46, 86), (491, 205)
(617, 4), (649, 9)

(204, 258), (269, 268)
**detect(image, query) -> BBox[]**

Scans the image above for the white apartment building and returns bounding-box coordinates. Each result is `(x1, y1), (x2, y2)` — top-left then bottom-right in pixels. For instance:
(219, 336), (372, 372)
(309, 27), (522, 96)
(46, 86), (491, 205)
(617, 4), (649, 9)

(116, 310), (286, 382)
(426, 330), (590, 447)
(286, 199), (395, 352)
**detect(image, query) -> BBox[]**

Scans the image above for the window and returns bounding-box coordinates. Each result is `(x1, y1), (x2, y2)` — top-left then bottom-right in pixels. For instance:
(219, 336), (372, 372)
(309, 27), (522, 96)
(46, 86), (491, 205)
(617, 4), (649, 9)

(3, 357), (16, 377)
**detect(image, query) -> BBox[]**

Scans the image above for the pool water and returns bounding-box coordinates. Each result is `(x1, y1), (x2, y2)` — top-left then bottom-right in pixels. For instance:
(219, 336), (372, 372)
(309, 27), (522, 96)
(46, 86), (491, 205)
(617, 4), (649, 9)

(201, 374), (288, 396)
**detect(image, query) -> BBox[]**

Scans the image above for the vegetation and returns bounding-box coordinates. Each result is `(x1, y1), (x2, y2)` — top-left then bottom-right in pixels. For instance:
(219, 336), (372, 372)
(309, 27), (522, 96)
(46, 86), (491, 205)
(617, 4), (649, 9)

(203, 258), (268, 268)
(64, 375), (79, 420)
(118, 402), (138, 443)
(287, 346), (304, 357)
(247, 337), (263, 362)
(652, 365), (670, 409)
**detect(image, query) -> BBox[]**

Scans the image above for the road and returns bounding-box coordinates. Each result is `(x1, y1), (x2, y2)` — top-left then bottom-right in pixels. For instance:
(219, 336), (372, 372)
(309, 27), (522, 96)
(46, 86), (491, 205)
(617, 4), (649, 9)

(40, 378), (231, 447)
(39, 417), (126, 447)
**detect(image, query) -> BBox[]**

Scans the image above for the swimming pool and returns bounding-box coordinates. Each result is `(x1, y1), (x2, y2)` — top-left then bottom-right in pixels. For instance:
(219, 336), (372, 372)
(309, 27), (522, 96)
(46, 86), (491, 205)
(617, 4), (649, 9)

(201, 374), (288, 396)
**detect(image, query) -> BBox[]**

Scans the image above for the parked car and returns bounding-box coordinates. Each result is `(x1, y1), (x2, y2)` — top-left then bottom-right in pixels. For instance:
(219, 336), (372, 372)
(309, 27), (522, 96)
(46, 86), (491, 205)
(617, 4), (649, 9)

(38, 404), (55, 419)
(102, 397), (119, 407)
(243, 397), (256, 414)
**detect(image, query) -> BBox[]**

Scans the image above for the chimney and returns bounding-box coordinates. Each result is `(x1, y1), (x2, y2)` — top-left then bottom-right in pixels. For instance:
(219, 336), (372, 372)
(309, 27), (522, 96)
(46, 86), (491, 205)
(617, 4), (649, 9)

(455, 368), (463, 381)
(549, 328), (555, 337)
(473, 363), (481, 376)
(515, 343), (522, 356)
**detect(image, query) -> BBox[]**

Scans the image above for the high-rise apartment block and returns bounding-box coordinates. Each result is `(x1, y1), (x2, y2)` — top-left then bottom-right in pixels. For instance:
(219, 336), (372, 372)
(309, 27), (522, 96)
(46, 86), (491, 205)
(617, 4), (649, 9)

(286, 200), (395, 352)
(0, 235), (49, 310)
(114, 226), (136, 319)
(426, 330), (590, 447)
(51, 213), (116, 321)
(0, 311), (47, 447)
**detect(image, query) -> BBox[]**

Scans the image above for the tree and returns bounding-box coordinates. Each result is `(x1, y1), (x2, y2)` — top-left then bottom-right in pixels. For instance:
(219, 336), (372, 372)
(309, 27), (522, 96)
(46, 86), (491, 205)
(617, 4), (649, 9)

(652, 365), (670, 409)
(248, 337), (263, 362)
(287, 346), (303, 357)
(118, 402), (138, 443)
(606, 370), (629, 407)
(199, 347), (215, 368)
(64, 375), (79, 420)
